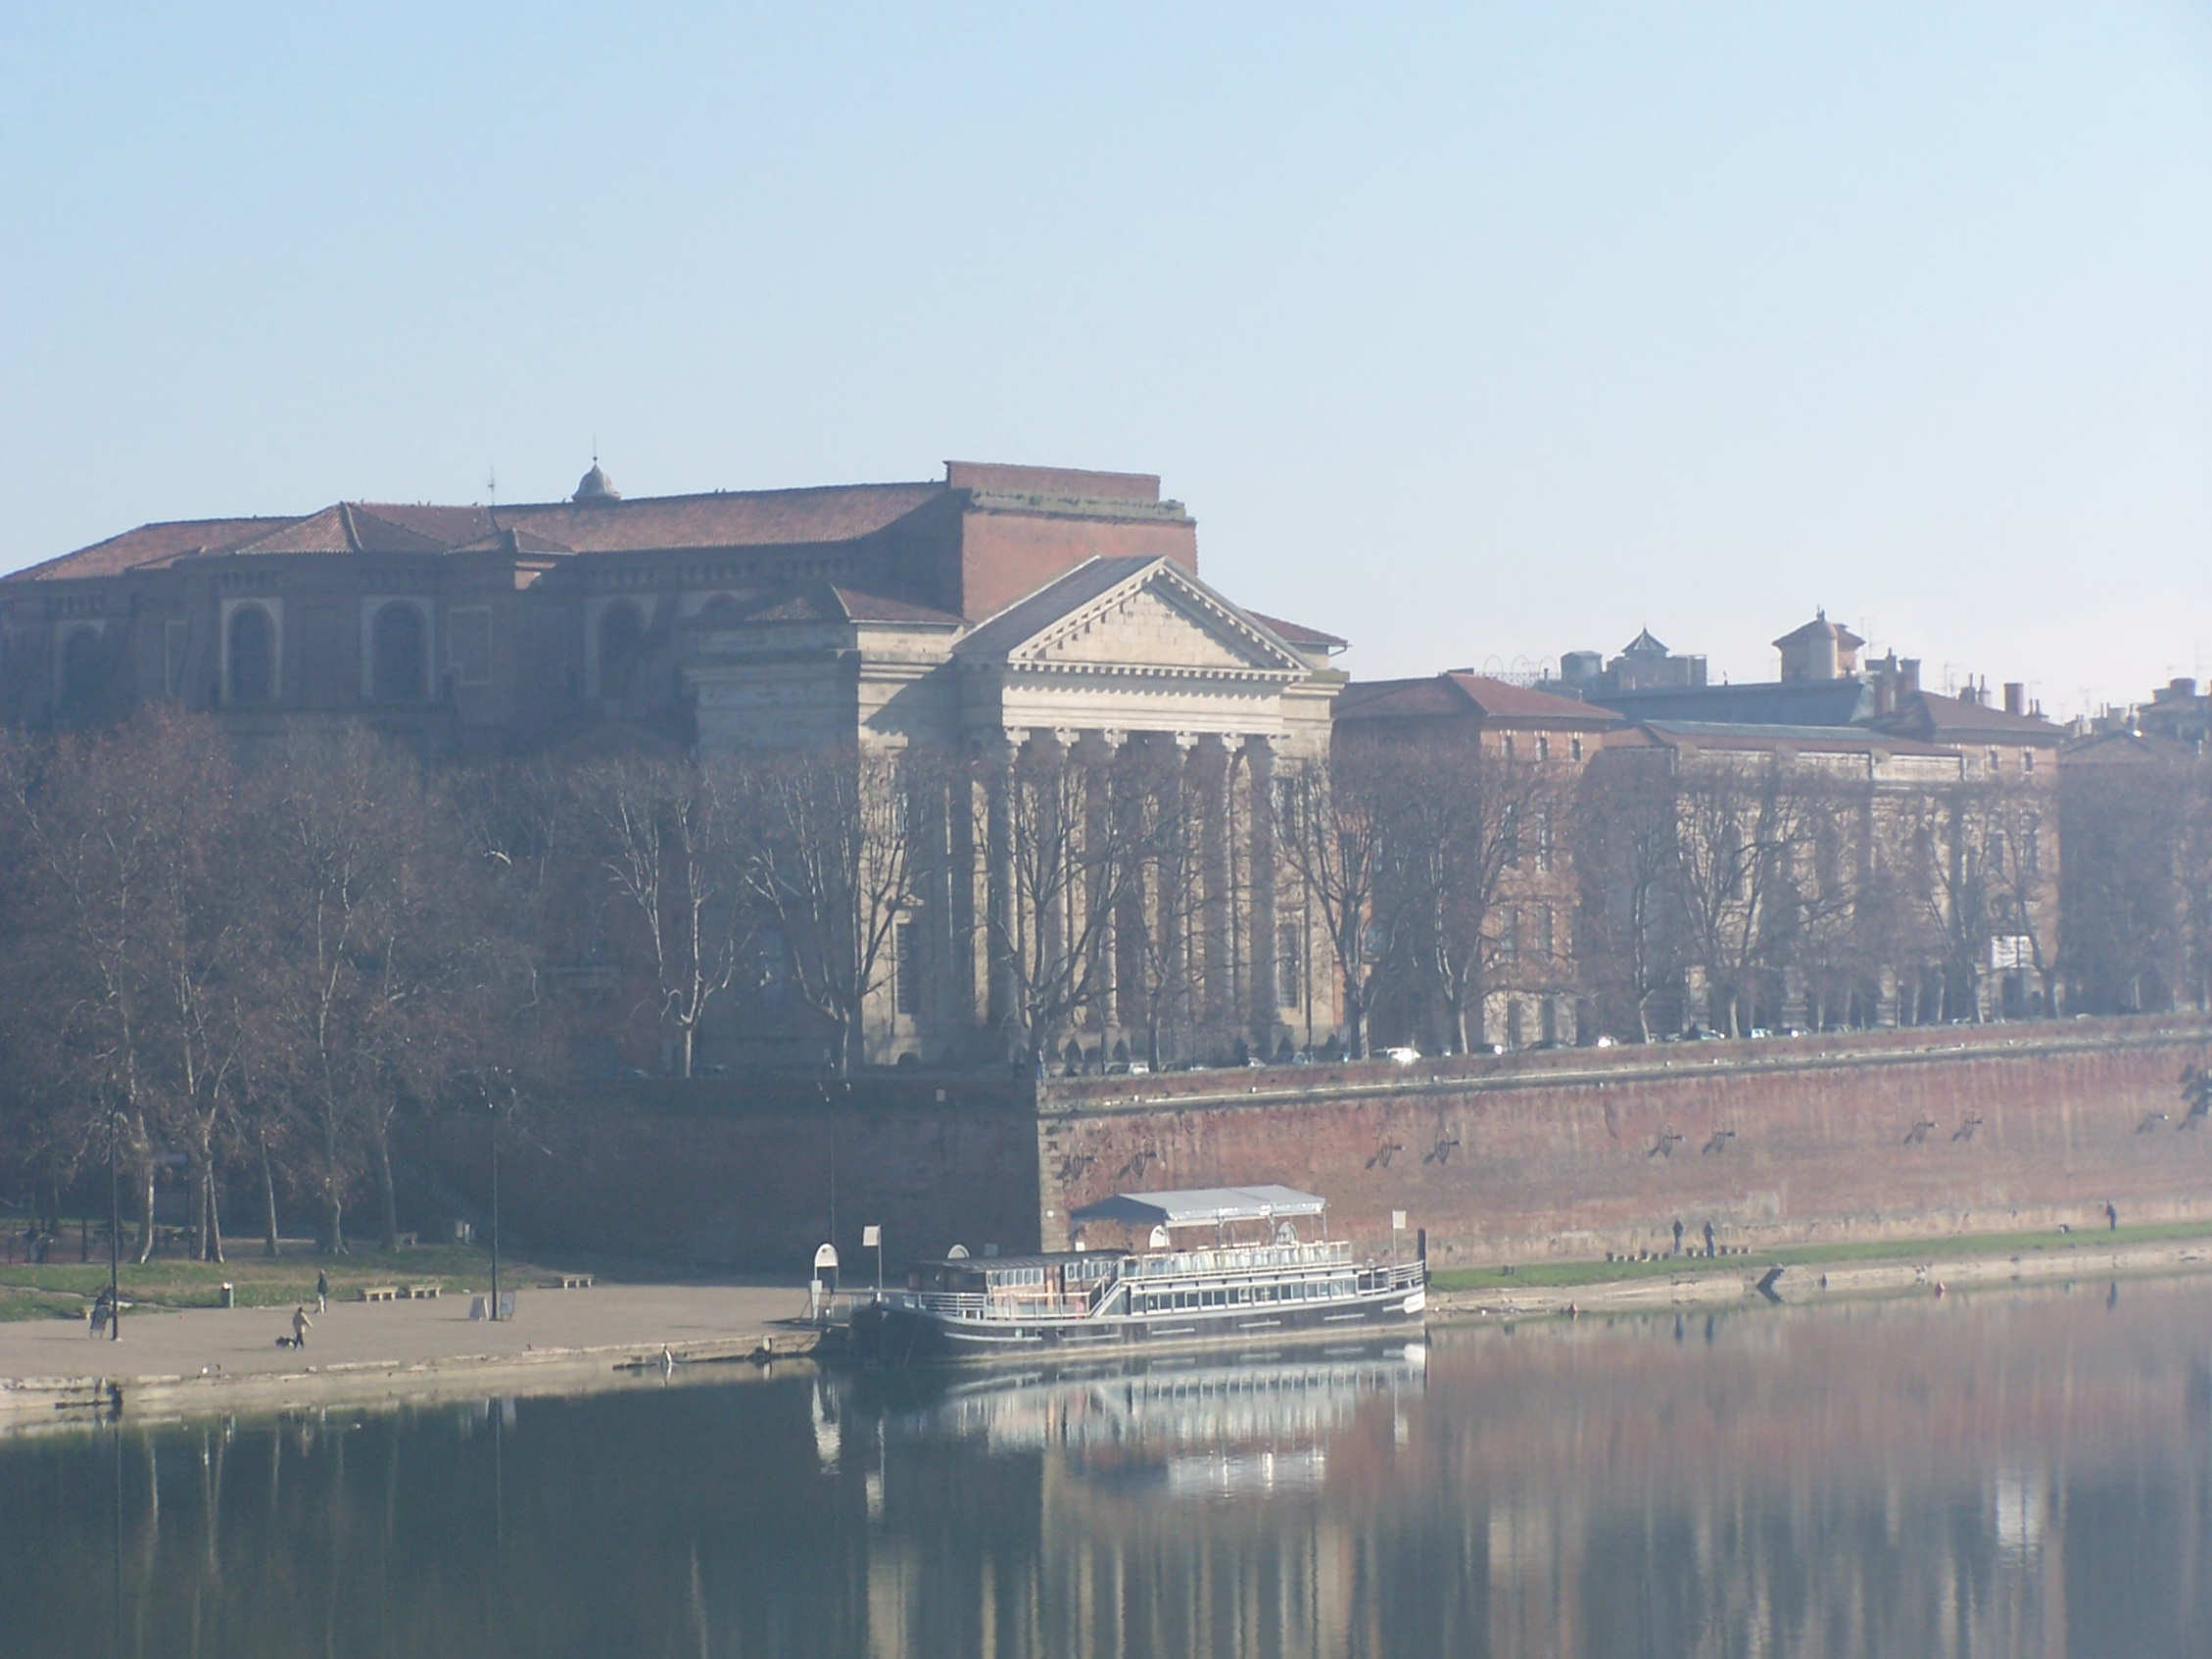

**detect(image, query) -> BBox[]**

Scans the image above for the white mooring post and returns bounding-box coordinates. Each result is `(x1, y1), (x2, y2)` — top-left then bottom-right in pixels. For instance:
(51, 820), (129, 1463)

(862, 1224), (883, 1301)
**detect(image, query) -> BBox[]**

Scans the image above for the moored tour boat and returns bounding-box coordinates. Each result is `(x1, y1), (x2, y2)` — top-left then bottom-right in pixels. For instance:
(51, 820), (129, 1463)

(850, 1186), (1427, 1366)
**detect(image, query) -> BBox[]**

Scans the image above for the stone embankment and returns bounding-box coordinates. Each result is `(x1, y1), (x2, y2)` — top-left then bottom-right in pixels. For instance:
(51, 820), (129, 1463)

(0, 1283), (828, 1429)
(1432, 1233), (2212, 1321)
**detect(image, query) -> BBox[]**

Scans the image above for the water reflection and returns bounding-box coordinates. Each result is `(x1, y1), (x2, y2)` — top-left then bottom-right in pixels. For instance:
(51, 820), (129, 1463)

(1, 1280), (2209, 1656)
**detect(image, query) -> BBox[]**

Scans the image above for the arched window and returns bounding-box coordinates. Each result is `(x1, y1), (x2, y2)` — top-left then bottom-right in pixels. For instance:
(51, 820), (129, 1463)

(370, 604), (426, 703)
(227, 608), (273, 705)
(598, 601), (646, 698)
(59, 628), (108, 717)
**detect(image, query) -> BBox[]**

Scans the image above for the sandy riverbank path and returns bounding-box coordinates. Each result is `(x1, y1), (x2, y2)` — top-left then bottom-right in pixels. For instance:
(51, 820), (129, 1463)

(0, 1282), (809, 1388)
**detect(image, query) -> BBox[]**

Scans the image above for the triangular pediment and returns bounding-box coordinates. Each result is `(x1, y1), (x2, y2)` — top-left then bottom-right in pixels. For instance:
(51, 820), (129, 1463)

(956, 558), (1305, 676)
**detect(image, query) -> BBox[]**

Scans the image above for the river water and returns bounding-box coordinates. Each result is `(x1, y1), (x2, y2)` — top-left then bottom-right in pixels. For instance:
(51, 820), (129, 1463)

(4, 1276), (2209, 1658)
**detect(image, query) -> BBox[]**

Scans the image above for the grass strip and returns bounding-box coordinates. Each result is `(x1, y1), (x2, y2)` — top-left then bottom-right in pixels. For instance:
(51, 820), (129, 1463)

(0, 1244), (560, 1322)
(1429, 1219), (2212, 1293)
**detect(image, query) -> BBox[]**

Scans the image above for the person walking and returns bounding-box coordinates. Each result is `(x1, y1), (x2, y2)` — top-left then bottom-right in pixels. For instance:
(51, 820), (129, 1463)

(315, 1270), (328, 1314)
(1703, 1220), (1716, 1258)
(2105, 1200), (2118, 1232)
(1672, 1218), (1685, 1257)
(291, 1305), (312, 1349)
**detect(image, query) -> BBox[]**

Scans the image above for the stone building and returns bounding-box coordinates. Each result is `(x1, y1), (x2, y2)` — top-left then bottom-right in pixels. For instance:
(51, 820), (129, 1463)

(0, 460), (1349, 1069)
(1331, 673), (1621, 1050)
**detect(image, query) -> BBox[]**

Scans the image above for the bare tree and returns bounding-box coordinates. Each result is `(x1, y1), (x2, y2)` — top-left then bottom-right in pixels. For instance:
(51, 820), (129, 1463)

(0, 711), (227, 1261)
(1573, 751), (1681, 1042)
(979, 737), (1143, 1070)
(1383, 734), (1560, 1053)
(1279, 741), (1406, 1059)
(578, 756), (754, 1079)
(253, 729), (476, 1250)
(1666, 756), (1814, 1037)
(739, 745), (935, 1074)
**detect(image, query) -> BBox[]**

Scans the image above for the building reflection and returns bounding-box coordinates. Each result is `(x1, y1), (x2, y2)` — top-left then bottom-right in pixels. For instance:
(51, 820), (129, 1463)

(2, 1281), (2209, 1655)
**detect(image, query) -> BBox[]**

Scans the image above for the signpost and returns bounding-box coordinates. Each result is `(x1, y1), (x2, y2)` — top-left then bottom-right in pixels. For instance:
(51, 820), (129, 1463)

(1391, 1209), (1407, 1264)
(862, 1224), (883, 1300)
(810, 1243), (839, 1322)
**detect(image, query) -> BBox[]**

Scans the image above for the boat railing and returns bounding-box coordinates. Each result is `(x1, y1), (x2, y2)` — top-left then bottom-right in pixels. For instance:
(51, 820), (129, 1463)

(1125, 1240), (1357, 1281)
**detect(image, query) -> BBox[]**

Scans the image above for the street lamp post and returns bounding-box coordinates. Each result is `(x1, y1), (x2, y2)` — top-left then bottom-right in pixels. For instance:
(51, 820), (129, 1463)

(489, 1096), (502, 1321)
(106, 1098), (120, 1342)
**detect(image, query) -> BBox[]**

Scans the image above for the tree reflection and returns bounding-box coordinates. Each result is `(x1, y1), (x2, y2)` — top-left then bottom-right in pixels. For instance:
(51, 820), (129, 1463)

(2, 1286), (2209, 1656)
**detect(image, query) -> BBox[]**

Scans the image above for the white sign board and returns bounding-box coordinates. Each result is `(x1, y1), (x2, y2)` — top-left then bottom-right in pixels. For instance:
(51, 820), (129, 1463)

(1391, 1210), (1408, 1231)
(861, 1225), (882, 1248)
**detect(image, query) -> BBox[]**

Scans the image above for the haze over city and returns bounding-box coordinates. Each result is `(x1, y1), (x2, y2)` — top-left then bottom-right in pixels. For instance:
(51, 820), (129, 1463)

(5, 1), (2206, 716)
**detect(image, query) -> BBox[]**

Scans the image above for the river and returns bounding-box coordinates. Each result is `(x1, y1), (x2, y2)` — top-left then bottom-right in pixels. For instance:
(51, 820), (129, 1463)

(4, 1275), (2209, 1657)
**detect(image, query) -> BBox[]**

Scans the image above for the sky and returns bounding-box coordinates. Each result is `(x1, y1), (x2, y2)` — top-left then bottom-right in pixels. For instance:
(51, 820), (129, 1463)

(5, 2), (2206, 718)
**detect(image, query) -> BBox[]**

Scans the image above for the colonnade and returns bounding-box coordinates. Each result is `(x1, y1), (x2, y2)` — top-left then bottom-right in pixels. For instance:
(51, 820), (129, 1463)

(916, 727), (1300, 1063)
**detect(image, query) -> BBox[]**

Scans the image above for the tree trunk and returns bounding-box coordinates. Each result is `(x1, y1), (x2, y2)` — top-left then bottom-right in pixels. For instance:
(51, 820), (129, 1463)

(134, 1153), (157, 1265)
(373, 1132), (399, 1252)
(258, 1128), (280, 1258)
(204, 1167), (224, 1264)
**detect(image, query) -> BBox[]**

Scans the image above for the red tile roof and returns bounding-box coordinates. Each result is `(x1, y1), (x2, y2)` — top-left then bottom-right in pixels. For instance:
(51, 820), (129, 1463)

(1338, 673), (1616, 726)
(689, 581), (962, 628)
(1246, 610), (1347, 651)
(8, 516), (295, 580)
(496, 482), (944, 553)
(1876, 690), (2063, 744)
(9, 482), (949, 583)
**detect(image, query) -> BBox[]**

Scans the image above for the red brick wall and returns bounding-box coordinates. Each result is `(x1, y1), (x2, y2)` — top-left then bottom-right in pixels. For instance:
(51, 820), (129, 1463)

(945, 463), (1161, 502)
(955, 510), (1200, 621)
(1034, 1019), (2212, 1266)
(427, 1020), (2212, 1275)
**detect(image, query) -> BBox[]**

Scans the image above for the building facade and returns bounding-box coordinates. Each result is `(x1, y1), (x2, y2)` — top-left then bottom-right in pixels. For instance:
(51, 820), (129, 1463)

(0, 460), (1350, 1070)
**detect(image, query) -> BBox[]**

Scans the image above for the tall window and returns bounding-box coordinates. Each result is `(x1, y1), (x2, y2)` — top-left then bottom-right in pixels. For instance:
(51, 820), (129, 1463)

(1275, 919), (1303, 1008)
(1537, 736), (1551, 762)
(450, 608), (491, 686)
(228, 607), (273, 705)
(893, 919), (919, 1015)
(1570, 737), (1583, 762)
(164, 620), (190, 700)
(1535, 808), (1555, 872)
(1501, 908), (1520, 965)
(370, 604), (426, 703)
(599, 601), (646, 698)
(58, 629), (107, 718)
(1538, 904), (1556, 959)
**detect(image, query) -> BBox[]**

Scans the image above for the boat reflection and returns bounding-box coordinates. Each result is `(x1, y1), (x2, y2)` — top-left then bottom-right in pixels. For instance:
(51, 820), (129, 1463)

(858, 1342), (1427, 1499)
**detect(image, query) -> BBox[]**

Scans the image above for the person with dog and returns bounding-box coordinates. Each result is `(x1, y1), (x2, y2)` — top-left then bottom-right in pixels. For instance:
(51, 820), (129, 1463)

(291, 1305), (312, 1349)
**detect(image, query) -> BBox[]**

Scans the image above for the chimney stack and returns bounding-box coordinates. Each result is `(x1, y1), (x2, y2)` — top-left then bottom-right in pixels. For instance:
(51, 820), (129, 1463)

(2003, 682), (2025, 717)
(1899, 659), (1920, 694)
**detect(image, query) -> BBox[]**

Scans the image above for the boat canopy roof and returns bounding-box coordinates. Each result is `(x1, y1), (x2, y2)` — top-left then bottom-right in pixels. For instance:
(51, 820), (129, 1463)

(1070, 1186), (1327, 1230)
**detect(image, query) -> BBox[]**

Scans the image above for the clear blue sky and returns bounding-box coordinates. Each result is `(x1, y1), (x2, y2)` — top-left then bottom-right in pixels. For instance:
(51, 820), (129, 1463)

(6, 2), (2206, 715)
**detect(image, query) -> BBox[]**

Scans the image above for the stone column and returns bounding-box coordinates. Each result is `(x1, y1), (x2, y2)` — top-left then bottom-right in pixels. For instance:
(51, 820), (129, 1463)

(1163, 733), (1198, 1053)
(946, 750), (982, 1038)
(1196, 736), (1232, 1030)
(1080, 730), (1126, 1042)
(1245, 736), (1278, 1049)
(980, 732), (1020, 1038)
(1034, 730), (1072, 1044)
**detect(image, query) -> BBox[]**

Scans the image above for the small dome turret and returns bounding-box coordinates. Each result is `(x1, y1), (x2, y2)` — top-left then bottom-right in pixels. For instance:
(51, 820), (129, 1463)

(574, 460), (620, 503)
